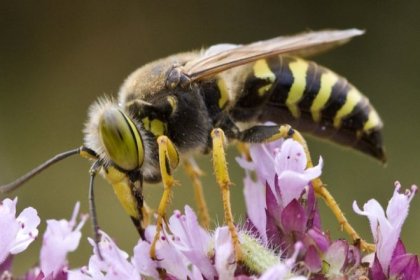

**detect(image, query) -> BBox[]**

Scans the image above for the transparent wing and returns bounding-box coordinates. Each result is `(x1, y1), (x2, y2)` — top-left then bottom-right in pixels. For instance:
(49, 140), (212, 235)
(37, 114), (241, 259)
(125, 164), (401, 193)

(183, 29), (364, 81)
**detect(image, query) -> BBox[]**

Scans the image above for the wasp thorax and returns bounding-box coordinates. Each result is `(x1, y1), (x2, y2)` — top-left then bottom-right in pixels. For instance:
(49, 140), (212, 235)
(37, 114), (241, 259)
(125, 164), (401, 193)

(98, 107), (144, 171)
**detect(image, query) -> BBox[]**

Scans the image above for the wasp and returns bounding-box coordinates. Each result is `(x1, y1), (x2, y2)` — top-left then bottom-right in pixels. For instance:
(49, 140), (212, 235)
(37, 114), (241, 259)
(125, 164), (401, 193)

(0, 29), (384, 259)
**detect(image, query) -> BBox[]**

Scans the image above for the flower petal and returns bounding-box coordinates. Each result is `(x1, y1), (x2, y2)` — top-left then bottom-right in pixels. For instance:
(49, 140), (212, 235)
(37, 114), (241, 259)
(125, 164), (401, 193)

(274, 139), (307, 174)
(0, 204), (19, 264)
(148, 226), (195, 279)
(352, 199), (388, 243)
(277, 157), (322, 207)
(305, 245), (321, 272)
(80, 231), (140, 280)
(167, 206), (216, 279)
(40, 202), (87, 278)
(214, 227), (236, 279)
(324, 240), (348, 277)
(281, 200), (306, 234)
(354, 183), (417, 274)
(0, 198), (40, 263)
(389, 253), (420, 280)
(10, 206), (40, 255)
(0, 255), (13, 275)
(251, 140), (279, 184)
(278, 171), (310, 207)
(307, 228), (329, 252)
(132, 241), (159, 279)
(243, 175), (267, 244)
(370, 255), (387, 280)
(386, 183), (416, 228)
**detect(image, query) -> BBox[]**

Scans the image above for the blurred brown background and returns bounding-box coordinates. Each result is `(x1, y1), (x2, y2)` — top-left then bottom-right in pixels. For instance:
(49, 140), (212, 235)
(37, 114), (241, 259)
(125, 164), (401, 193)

(1, 1), (419, 274)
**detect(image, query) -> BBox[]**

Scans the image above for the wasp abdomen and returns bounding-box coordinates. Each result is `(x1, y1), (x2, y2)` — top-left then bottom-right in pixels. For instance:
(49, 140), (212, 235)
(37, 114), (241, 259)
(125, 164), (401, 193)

(231, 56), (385, 162)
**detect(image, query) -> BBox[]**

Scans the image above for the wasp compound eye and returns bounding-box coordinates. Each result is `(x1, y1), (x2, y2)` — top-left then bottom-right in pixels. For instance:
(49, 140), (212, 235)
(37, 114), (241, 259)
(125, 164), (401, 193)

(99, 107), (144, 171)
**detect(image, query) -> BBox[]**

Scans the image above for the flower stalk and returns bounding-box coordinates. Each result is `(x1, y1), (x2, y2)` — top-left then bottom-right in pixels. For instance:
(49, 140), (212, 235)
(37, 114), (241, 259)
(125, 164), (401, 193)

(238, 232), (280, 274)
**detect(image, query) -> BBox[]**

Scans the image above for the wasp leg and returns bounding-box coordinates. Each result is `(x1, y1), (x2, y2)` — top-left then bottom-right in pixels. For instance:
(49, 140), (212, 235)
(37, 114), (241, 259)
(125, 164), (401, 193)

(141, 202), (152, 229)
(211, 128), (242, 261)
(312, 178), (375, 252)
(236, 124), (375, 252)
(236, 142), (251, 161)
(150, 136), (180, 259)
(183, 158), (210, 229)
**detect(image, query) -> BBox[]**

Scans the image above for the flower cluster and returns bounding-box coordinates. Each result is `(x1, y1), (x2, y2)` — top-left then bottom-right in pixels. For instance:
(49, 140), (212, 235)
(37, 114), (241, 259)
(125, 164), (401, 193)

(0, 139), (418, 279)
(354, 182), (419, 279)
(237, 139), (363, 277)
(0, 199), (86, 279)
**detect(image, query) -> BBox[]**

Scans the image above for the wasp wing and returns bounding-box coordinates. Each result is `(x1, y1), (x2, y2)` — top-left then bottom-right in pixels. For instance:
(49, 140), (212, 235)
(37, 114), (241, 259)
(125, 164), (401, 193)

(183, 29), (364, 81)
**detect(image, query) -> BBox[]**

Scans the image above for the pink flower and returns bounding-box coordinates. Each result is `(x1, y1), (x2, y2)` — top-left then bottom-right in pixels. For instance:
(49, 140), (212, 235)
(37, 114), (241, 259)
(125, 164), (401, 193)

(239, 138), (323, 206)
(167, 206), (216, 279)
(132, 240), (159, 279)
(133, 207), (211, 279)
(39, 202), (87, 279)
(238, 138), (327, 268)
(132, 209), (236, 279)
(140, 225), (203, 279)
(69, 231), (139, 280)
(353, 182), (418, 278)
(0, 198), (40, 265)
(238, 139), (322, 244)
(273, 139), (322, 206)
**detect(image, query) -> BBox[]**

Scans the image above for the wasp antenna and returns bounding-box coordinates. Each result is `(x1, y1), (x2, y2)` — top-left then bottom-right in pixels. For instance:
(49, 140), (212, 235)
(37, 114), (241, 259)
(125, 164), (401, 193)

(89, 160), (104, 261)
(0, 147), (82, 193)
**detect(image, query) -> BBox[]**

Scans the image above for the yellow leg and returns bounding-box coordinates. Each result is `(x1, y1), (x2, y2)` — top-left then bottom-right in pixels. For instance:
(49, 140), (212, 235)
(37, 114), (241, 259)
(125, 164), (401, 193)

(211, 128), (242, 261)
(236, 142), (251, 161)
(150, 136), (180, 259)
(142, 202), (152, 228)
(183, 158), (211, 229)
(273, 125), (375, 252)
(311, 178), (375, 252)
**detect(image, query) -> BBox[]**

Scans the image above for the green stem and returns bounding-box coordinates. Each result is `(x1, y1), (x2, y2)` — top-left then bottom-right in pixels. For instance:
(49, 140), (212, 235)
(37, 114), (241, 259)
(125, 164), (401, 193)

(239, 232), (279, 274)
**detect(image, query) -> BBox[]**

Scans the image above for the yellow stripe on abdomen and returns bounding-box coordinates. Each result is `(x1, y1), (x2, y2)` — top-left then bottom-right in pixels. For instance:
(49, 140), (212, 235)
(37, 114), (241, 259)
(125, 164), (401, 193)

(333, 88), (362, 128)
(311, 71), (338, 122)
(287, 59), (308, 118)
(364, 109), (382, 131)
(253, 59), (276, 96)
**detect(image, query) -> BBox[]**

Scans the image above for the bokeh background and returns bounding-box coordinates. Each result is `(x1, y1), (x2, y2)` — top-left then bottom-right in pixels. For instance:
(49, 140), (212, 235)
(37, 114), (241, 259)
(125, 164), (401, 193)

(1, 1), (419, 274)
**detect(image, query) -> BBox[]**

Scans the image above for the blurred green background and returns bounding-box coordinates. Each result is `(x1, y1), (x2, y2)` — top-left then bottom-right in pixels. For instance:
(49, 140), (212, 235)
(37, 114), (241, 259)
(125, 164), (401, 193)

(1, 0), (419, 274)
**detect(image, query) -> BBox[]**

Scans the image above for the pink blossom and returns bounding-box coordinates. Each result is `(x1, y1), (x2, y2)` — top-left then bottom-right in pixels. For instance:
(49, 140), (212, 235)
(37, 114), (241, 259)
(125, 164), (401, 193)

(0, 198), (40, 265)
(141, 225), (202, 279)
(68, 231), (139, 280)
(132, 240), (159, 279)
(40, 202), (87, 279)
(238, 138), (322, 206)
(167, 206), (216, 279)
(238, 139), (322, 244)
(353, 182), (418, 277)
(273, 139), (322, 207)
(132, 208), (210, 279)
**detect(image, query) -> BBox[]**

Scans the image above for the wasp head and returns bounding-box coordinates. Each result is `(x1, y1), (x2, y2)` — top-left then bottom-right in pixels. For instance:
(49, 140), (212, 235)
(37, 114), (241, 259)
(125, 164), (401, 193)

(84, 98), (146, 173)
